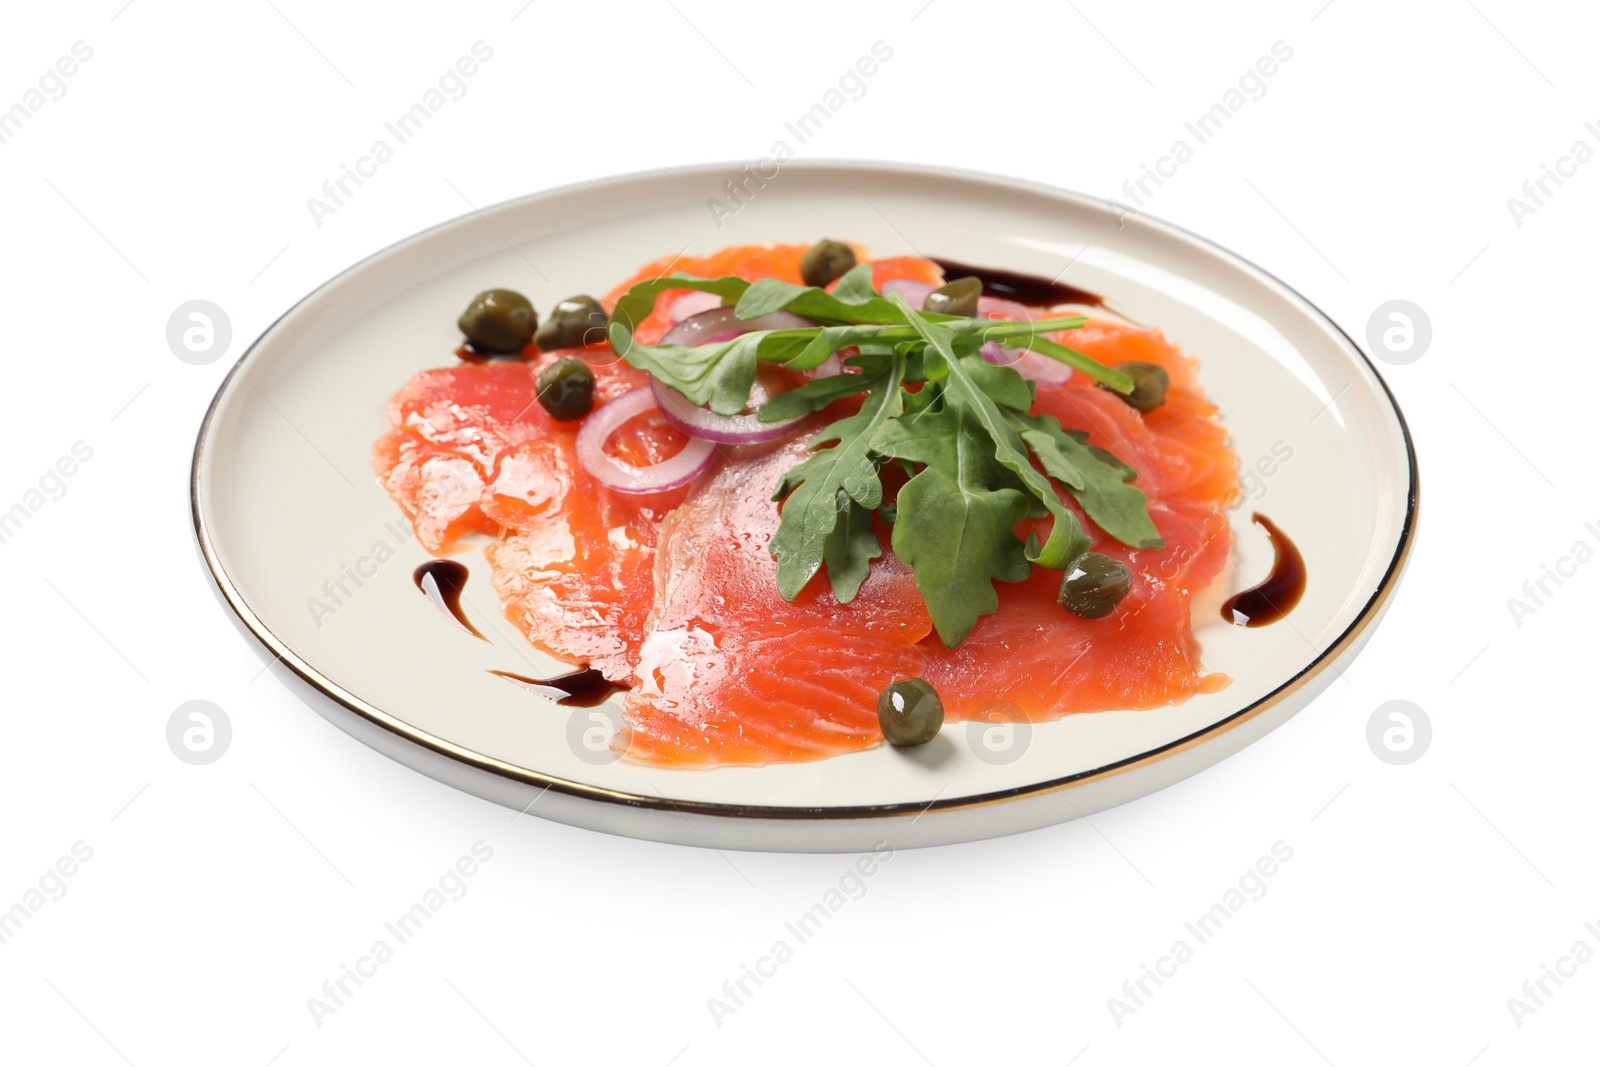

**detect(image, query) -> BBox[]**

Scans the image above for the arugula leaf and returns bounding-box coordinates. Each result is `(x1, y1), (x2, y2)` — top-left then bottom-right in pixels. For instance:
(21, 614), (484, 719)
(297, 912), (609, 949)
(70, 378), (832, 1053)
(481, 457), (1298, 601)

(608, 327), (769, 416)
(607, 273), (748, 336)
(873, 406), (1033, 647)
(829, 262), (882, 305)
(822, 494), (882, 603)
(735, 264), (902, 323)
(612, 320), (887, 414)
(759, 368), (880, 422)
(1012, 413), (1165, 550)
(770, 324), (880, 371)
(890, 294), (1091, 570)
(1087, 444), (1138, 482)
(956, 353), (1036, 413)
(770, 357), (905, 601)
(841, 347), (929, 391)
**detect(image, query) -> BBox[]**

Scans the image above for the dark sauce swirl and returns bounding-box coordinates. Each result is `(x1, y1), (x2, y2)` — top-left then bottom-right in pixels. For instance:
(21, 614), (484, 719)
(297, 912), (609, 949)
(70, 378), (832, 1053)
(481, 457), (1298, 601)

(1221, 513), (1305, 628)
(931, 257), (1104, 309)
(413, 560), (488, 641)
(490, 668), (626, 708)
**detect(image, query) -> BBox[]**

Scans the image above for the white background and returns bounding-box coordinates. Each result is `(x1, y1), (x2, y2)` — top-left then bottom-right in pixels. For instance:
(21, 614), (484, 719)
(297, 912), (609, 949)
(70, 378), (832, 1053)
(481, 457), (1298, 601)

(1, 1), (1594, 1063)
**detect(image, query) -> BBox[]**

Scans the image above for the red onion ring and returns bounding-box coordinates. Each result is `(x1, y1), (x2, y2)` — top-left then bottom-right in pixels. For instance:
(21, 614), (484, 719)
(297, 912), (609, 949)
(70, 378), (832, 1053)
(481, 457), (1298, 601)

(978, 303), (1073, 385)
(966, 298), (1072, 386)
(669, 290), (723, 323)
(978, 294), (1038, 321)
(575, 387), (715, 494)
(660, 306), (813, 347)
(650, 307), (827, 443)
(651, 354), (842, 444)
(880, 278), (933, 309)
(981, 341), (1074, 385)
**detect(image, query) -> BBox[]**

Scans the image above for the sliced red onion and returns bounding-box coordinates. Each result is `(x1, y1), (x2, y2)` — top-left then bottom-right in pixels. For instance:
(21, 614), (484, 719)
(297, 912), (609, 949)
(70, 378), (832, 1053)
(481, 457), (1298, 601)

(575, 387), (715, 494)
(669, 290), (723, 323)
(1019, 348), (1075, 384)
(978, 294), (1039, 321)
(648, 307), (829, 443)
(661, 306), (813, 347)
(981, 342), (1074, 386)
(977, 303), (1073, 386)
(979, 340), (1009, 364)
(650, 355), (843, 445)
(880, 278), (933, 309)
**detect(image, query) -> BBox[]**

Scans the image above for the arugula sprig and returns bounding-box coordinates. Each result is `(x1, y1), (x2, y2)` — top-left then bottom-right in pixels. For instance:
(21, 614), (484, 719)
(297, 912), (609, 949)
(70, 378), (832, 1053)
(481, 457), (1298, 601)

(607, 264), (1132, 415)
(607, 266), (1163, 646)
(769, 359), (902, 602)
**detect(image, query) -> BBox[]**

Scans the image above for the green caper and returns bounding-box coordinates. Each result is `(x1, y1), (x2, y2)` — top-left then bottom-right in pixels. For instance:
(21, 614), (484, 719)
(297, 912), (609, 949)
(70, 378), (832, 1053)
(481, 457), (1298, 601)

(534, 294), (609, 351)
(876, 678), (944, 747)
(536, 358), (596, 421)
(800, 239), (857, 288)
(458, 289), (537, 353)
(1057, 552), (1134, 619)
(924, 276), (982, 317)
(1099, 361), (1169, 413)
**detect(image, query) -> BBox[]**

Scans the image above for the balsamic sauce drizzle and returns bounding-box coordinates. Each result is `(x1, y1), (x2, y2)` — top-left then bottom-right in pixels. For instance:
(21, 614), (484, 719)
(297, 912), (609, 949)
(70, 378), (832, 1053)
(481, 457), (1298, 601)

(489, 668), (627, 708)
(1221, 513), (1306, 628)
(931, 257), (1105, 309)
(413, 560), (488, 641)
(413, 560), (625, 706)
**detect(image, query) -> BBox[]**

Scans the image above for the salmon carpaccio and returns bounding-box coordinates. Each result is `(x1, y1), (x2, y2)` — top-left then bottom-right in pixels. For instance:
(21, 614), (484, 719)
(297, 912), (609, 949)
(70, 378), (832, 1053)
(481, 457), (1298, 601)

(373, 243), (1239, 765)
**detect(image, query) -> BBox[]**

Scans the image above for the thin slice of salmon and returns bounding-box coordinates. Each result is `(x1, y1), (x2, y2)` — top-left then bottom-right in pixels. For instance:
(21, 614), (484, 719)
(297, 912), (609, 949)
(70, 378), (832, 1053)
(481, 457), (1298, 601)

(373, 430), (499, 553)
(374, 349), (690, 677)
(483, 394), (691, 681)
(373, 361), (544, 553)
(616, 436), (934, 765)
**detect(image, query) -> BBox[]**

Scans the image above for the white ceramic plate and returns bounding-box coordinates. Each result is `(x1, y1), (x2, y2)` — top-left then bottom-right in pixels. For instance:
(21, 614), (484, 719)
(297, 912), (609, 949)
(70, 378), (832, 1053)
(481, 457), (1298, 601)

(192, 162), (1417, 852)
